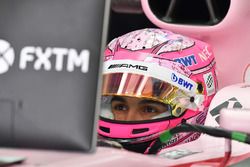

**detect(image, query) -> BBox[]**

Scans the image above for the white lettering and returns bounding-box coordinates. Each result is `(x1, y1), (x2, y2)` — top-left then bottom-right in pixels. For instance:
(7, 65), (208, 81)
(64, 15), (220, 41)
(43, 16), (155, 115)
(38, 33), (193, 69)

(198, 46), (212, 62)
(19, 46), (35, 69)
(67, 49), (90, 73)
(19, 47), (90, 73)
(204, 46), (212, 57)
(52, 48), (68, 71)
(34, 47), (52, 71)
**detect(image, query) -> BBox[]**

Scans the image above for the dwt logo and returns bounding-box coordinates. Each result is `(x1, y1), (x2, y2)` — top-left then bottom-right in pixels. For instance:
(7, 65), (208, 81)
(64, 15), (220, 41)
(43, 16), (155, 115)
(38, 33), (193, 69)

(0, 39), (15, 74)
(174, 55), (197, 67)
(0, 39), (90, 74)
(210, 97), (243, 123)
(171, 73), (193, 91)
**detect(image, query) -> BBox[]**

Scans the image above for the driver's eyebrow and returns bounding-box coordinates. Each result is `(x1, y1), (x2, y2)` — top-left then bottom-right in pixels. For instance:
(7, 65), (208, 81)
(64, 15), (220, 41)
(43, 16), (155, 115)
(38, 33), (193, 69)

(111, 96), (126, 103)
(138, 99), (167, 107)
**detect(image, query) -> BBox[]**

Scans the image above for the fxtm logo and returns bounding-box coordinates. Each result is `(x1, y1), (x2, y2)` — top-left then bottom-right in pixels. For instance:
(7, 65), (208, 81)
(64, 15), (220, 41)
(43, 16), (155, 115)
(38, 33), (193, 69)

(0, 40), (15, 74)
(171, 73), (193, 91)
(0, 39), (90, 74)
(108, 64), (148, 71)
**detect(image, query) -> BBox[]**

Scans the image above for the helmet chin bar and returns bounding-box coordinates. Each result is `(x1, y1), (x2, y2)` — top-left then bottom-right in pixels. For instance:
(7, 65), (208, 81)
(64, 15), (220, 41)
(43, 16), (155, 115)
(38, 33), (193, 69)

(98, 109), (198, 139)
(99, 116), (170, 139)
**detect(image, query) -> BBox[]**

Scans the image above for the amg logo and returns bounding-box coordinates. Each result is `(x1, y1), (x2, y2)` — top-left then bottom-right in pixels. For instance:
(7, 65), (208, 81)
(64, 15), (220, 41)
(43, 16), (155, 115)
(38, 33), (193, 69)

(108, 64), (148, 71)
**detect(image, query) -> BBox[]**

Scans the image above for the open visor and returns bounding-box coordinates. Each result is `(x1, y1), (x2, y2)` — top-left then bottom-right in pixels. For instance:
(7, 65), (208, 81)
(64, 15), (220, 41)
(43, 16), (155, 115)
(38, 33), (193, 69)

(102, 72), (204, 119)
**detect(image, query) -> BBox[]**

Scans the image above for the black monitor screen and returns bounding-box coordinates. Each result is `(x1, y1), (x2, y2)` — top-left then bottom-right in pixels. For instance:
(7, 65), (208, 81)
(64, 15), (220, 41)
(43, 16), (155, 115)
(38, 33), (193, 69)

(0, 0), (108, 152)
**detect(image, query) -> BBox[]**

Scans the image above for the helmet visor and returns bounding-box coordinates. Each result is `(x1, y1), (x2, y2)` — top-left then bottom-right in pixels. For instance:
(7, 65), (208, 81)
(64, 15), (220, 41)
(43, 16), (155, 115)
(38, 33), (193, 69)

(103, 73), (174, 102)
(101, 59), (204, 121)
(102, 72), (201, 120)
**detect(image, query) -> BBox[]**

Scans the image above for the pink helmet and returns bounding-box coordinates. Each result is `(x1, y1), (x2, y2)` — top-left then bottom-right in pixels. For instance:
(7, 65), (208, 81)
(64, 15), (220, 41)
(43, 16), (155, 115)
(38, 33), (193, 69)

(98, 28), (218, 153)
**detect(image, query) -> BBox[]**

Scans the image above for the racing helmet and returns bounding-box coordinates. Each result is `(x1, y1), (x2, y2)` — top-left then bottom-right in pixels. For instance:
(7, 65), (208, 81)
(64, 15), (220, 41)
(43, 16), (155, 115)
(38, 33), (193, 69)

(98, 28), (218, 154)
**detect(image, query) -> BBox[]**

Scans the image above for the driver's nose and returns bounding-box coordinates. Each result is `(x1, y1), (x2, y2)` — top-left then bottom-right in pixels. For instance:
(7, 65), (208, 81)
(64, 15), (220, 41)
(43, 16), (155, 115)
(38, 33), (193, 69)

(124, 108), (142, 121)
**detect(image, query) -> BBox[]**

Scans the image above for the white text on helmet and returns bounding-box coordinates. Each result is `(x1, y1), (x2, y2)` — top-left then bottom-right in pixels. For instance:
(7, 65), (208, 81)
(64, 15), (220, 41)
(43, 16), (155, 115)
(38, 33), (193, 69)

(108, 64), (148, 71)
(198, 46), (212, 62)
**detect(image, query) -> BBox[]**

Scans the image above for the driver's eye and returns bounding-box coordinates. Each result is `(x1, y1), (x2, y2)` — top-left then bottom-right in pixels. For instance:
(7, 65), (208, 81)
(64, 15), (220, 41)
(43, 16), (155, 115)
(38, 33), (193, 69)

(143, 106), (158, 113)
(113, 104), (128, 111)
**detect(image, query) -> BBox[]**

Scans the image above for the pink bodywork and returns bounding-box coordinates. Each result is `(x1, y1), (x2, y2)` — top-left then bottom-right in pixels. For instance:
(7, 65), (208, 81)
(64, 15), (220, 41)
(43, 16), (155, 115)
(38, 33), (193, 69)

(2, 0), (250, 166)
(141, 0), (250, 88)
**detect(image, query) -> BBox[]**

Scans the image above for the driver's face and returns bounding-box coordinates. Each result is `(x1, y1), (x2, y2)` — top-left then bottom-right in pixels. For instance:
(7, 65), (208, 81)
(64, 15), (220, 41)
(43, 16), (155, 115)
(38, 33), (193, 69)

(111, 96), (167, 121)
